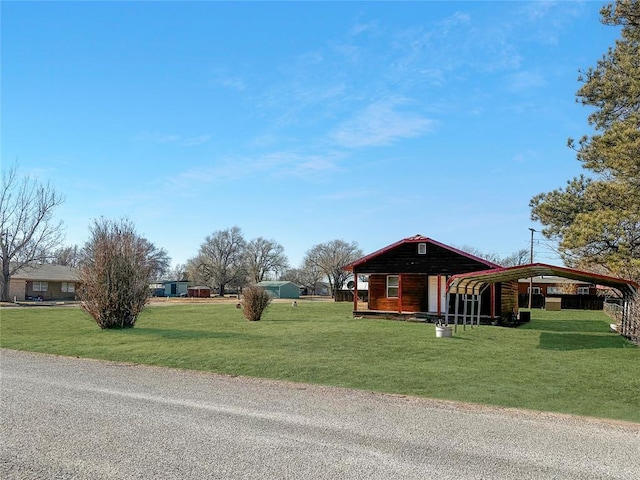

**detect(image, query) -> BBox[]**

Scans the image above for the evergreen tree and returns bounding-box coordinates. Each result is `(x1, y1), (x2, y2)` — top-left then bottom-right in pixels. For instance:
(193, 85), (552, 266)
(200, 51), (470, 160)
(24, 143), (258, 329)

(530, 0), (640, 280)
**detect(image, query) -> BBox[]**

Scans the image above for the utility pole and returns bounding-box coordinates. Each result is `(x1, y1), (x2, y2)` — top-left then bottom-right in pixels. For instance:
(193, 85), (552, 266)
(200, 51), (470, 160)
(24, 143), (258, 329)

(528, 228), (536, 309)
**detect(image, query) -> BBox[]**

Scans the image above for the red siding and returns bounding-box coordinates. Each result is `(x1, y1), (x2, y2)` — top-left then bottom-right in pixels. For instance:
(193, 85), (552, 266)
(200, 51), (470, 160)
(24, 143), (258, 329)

(368, 274), (426, 312)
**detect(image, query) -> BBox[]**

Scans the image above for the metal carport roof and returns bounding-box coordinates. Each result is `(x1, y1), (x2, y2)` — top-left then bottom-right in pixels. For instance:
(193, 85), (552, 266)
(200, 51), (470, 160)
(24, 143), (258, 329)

(447, 262), (639, 298)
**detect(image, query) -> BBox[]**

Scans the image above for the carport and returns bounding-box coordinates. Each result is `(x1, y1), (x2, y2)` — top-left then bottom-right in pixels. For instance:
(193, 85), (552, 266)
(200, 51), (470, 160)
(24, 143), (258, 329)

(446, 263), (639, 336)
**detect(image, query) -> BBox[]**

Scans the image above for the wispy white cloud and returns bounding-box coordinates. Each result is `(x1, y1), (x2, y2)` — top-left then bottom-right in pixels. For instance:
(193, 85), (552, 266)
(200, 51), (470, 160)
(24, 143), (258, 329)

(330, 97), (433, 148)
(348, 21), (378, 37)
(438, 11), (471, 30)
(508, 71), (547, 91)
(219, 76), (246, 91)
(167, 149), (343, 191)
(209, 68), (247, 91)
(136, 132), (180, 144)
(517, 1), (587, 46)
(317, 189), (375, 202)
(180, 134), (212, 147)
(511, 150), (537, 165)
(135, 132), (212, 147)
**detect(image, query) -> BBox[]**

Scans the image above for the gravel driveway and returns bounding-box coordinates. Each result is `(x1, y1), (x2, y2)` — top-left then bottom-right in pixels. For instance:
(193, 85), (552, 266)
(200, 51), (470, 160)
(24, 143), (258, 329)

(1, 349), (638, 479)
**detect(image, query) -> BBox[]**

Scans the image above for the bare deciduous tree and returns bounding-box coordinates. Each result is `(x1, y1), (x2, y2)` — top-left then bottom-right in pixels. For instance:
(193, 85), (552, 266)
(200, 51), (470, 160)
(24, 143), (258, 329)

(0, 164), (65, 301)
(195, 226), (247, 296)
(455, 245), (502, 265)
(500, 248), (530, 267)
(455, 245), (529, 267)
(78, 218), (170, 329)
(304, 240), (363, 298)
(280, 264), (324, 295)
(50, 245), (81, 267)
(300, 260), (326, 295)
(244, 237), (289, 283)
(167, 263), (187, 281)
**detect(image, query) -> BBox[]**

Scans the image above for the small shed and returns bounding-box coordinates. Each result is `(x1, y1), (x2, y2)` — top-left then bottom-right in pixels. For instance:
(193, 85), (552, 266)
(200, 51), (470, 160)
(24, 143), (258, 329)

(187, 285), (211, 298)
(162, 280), (188, 297)
(256, 281), (300, 299)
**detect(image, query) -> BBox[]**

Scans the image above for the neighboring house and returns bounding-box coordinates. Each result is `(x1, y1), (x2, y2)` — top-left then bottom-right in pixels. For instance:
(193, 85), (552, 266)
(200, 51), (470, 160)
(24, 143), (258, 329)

(9, 264), (80, 301)
(517, 275), (600, 309)
(256, 281), (300, 299)
(161, 280), (189, 297)
(335, 278), (369, 302)
(299, 282), (331, 297)
(343, 235), (517, 321)
(149, 282), (165, 297)
(517, 276), (596, 296)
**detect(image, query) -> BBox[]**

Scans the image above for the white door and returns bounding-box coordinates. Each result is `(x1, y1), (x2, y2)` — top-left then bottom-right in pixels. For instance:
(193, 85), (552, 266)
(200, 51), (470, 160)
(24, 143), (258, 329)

(428, 276), (447, 313)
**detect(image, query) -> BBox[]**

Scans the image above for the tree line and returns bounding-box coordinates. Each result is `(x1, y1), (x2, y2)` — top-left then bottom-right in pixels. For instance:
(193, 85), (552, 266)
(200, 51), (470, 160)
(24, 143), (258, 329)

(0, 162), (366, 307)
(181, 227), (363, 297)
(3, 0), (638, 327)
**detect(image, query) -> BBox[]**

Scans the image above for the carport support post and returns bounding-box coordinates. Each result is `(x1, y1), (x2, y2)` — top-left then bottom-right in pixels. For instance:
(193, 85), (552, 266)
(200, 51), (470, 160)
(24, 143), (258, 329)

(352, 274), (358, 314)
(445, 292), (450, 325)
(454, 292), (460, 333)
(463, 293), (468, 331)
(469, 293), (475, 329)
(478, 284), (489, 326)
(528, 227), (536, 309)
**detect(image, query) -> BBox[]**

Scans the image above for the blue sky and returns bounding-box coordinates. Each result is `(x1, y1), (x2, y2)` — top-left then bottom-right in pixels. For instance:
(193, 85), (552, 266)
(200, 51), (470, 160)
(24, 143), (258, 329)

(2, 1), (619, 269)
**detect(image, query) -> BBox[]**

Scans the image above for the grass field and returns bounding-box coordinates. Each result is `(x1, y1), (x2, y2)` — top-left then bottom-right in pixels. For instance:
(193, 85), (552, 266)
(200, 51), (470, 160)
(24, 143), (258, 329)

(1, 301), (639, 422)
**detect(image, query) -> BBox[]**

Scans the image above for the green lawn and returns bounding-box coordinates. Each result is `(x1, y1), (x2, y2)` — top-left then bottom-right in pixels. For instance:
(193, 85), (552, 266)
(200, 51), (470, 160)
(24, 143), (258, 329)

(1, 302), (639, 422)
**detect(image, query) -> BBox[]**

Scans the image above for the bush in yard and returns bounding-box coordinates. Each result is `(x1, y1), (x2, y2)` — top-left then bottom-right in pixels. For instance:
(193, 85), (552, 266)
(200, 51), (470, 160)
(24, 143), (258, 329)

(79, 218), (169, 329)
(241, 286), (271, 321)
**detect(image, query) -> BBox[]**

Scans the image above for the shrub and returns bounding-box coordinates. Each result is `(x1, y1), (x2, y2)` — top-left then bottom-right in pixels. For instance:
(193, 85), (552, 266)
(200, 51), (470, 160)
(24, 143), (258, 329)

(78, 218), (169, 329)
(241, 286), (271, 321)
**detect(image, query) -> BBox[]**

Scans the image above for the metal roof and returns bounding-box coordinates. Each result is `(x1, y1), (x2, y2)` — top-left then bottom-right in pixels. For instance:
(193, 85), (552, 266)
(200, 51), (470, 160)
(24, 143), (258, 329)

(256, 281), (297, 287)
(343, 235), (502, 271)
(516, 276), (588, 284)
(448, 263), (639, 297)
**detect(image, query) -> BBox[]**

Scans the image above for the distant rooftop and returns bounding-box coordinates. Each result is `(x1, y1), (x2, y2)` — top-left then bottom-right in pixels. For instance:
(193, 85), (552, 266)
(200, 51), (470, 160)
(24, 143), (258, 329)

(11, 264), (80, 282)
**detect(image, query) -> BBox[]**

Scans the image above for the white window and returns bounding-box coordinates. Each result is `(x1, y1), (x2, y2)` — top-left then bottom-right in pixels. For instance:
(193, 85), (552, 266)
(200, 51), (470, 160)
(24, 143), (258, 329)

(418, 243), (426, 255)
(547, 287), (562, 295)
(386, 275), (399, 298)
(577, 286), (590, 295)
(61, 282), (75, 293)
(33, 281), (48, 292)
(527, 286), (541, 295)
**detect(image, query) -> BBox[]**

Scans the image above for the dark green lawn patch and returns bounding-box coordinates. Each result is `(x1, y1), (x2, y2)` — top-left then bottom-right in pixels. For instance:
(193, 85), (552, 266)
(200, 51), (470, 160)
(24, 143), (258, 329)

(538, 332), (629, 350)
(1, 303), (638, 422)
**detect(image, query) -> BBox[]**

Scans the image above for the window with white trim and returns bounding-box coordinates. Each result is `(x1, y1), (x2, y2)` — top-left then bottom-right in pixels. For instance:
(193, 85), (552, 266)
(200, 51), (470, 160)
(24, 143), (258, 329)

(61, 282), (75, 293)
(33, 281), (48, 292)
(577, 286), (590, 295)
(418, 243), (426, 255)
(386, 275), (399, 298)
(527, 286), (541, 295)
